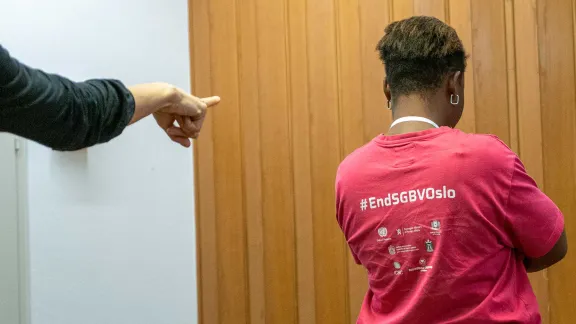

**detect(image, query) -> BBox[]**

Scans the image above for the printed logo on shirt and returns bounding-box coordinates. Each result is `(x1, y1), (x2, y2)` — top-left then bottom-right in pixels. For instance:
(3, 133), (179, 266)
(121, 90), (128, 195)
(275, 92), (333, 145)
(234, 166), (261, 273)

(360, 186), (456, 211)
(378, 227), (388, 237)
(431, 220), (441, 230)
(409, 264), (433, 272)
(395, 244), (418, 253)
(425, 239), (434, 253)
(393, 262), (403, 275)
(388, 245), (396, 255)
(410, 257), (433, 272)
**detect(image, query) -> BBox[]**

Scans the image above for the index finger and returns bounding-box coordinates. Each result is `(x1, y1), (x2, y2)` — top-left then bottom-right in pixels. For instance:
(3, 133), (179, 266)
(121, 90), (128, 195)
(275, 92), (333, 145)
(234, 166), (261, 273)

(201, 96), (221, 107)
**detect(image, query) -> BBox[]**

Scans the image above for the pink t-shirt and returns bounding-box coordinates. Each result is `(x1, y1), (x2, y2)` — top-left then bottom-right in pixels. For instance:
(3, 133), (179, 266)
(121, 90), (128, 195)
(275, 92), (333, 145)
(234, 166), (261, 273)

(336, 127), (564, 324)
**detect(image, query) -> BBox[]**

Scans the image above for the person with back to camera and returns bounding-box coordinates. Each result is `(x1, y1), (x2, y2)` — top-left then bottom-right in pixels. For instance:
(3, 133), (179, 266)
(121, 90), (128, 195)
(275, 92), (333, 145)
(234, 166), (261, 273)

(0, 44), (219, 150)
(335, 16), (566, 324)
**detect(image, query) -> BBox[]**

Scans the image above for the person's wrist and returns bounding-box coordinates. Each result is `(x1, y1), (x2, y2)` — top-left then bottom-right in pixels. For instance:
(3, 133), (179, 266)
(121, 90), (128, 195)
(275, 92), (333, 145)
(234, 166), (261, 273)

(128, 82), (180, 125)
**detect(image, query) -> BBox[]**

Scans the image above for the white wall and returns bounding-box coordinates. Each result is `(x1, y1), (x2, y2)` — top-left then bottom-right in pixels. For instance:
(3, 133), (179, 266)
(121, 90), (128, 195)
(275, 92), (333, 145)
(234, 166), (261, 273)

(0, 134), (23, 324)
(0, 0), (198, 323)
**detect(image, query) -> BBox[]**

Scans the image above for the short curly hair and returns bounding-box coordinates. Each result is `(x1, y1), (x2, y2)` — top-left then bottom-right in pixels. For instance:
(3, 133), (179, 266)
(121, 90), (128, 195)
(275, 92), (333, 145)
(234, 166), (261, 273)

(376, 16), (467, 97)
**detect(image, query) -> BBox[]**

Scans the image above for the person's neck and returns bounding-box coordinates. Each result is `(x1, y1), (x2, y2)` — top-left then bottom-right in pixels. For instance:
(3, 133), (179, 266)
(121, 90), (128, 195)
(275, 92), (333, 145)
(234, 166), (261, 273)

(387, 95), (443, 135)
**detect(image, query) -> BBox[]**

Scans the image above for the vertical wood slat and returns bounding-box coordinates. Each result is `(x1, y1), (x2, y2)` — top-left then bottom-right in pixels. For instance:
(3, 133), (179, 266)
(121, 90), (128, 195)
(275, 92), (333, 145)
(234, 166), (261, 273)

(504, 0), (519, 153)
(449, 0), (477, 133)
(470, 0), (510, 141)
(334, 0), (368, 322)
(306, 0), (348, 323)
(287, 0), (317, 323)
(208, 0), (249, 322)
(255, 0), (299, 322)
(413, 0), (446, 19)
(512, 1), (549, 323)
(391, 0), (414, 21)
(537, 0), (576, 323)
(237, 0), (266, 323)
(189, 0), (218, 322)
(359, 0), (391, 141)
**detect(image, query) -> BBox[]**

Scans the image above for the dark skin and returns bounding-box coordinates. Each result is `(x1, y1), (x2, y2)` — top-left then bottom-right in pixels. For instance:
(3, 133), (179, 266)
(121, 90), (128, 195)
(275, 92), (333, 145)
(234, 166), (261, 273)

(385, 71), (464, 135)
(384, 71), (567, 273)
(524, 230), (567, 272)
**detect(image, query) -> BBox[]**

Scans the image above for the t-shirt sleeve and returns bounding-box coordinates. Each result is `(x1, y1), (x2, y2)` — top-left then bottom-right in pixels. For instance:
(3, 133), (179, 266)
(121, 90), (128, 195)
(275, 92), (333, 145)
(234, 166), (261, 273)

(335, 172), (362, 265)
(503, 157), (564, 258)
(0, 44), (135, 151)
(336, 204), (362, 265)
(338, 210), (361, 265)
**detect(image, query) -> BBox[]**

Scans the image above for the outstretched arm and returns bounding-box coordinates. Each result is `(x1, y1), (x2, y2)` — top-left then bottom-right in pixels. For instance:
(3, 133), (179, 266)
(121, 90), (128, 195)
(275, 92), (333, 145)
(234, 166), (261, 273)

(0, 44), (136, 151)
(0, 45), (219, 150)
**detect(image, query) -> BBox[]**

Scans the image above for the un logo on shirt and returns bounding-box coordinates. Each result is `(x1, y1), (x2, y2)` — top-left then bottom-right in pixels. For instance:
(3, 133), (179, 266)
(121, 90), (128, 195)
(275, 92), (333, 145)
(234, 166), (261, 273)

(378, 227), (388, 237)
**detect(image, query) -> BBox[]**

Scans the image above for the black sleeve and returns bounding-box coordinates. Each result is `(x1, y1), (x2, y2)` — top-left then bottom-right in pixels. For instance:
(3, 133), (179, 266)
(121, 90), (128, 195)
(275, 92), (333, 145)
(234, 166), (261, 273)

(0, 44), (135, 151)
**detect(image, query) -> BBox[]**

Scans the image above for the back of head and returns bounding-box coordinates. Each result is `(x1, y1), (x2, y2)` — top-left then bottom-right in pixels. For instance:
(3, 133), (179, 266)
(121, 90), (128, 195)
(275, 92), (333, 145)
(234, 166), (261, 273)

(376, 16), (467, 99)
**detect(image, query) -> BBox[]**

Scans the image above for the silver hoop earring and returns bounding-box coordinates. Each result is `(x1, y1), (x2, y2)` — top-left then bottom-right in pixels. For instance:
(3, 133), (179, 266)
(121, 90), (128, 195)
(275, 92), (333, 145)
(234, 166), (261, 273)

(387, 100), (391, 110)
(450, 94), (460, 105)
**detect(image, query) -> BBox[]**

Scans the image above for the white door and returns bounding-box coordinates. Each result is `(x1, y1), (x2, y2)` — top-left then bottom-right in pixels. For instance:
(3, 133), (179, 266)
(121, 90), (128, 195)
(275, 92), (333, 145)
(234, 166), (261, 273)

(0, 134), (27, 324)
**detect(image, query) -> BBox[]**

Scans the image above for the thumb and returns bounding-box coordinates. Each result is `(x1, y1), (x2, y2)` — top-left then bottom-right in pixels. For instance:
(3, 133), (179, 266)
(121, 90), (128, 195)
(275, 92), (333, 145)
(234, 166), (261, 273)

(201, 96), (221, 107)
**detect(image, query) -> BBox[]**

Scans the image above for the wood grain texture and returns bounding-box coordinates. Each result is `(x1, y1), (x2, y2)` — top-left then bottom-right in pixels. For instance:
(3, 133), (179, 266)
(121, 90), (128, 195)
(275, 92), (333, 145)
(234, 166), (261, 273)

(414, 0), (446, 20)
(513, 1), (549, 322)
(189, 0), (218, 322)
(334, 0), (368, 322)
(190, 0), (576, 322)
(255, 0), (299, 322)
(448, 0), (477, 133)
(391, 0), (414, 21)
(470, 0), (510, 142)
(504, 0), (519, 152)
(208, 0), (249, 322)
(287, 0), (317, 323)
(538, 0), (576, 323)
(306, 0), (348, 322)
(237, 0), (265, 322)
(359, 0), (390, 141)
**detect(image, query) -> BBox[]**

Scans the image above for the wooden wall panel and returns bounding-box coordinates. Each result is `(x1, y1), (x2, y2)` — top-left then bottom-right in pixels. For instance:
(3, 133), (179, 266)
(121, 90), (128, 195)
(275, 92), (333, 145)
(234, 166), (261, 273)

(189, 0), (218, 322)
(504, 0), (519, 152)
(359, 1), (390, 141)
(513, 1), (549, 322)
(334, 0), (368, 322)
(208, 0), (249, 322)
(448, 0), (477, 133)
(255, 1), (298, 322)
(538, 0), (576, 323)
(190, 0), (576, 322)
(414, 0), (447, 19)
(470, 0), (510, 142)
(238, 0), (265, 322)
(391, 0), (414, 20)
(287, 1), (317, 324)
(307, 1), (348, 322)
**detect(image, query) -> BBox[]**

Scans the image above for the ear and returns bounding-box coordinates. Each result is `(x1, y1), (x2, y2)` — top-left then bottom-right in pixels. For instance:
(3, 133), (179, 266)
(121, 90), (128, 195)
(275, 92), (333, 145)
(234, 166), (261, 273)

(451, 71), (463, 93)
(383, 79), (392, 102)
(446, 71), (463, 97)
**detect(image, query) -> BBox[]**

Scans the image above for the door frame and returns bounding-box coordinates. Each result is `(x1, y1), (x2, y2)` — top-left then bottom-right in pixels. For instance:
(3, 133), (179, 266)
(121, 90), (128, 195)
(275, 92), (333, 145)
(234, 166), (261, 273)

(0, 135), (30, 324)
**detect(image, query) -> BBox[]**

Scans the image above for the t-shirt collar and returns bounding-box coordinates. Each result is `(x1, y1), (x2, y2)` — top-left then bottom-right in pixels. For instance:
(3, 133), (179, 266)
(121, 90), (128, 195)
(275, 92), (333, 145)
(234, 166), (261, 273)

(373, 126), (454, 147)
